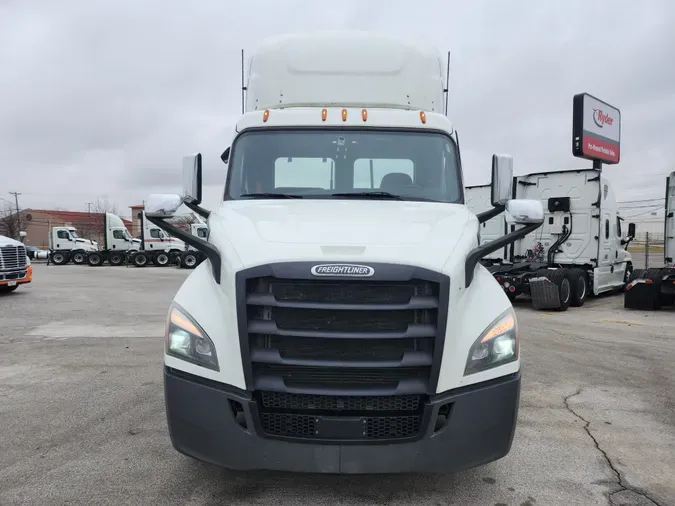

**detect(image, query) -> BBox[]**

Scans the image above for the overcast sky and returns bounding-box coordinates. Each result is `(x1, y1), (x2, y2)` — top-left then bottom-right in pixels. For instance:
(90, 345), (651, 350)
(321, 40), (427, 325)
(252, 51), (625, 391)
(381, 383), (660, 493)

(1, 0), (673, 218)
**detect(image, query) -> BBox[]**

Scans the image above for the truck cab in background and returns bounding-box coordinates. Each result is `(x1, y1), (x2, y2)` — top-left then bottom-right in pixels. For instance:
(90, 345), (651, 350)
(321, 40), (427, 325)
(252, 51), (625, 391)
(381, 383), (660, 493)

(48, 226), (98, 265)
(625, 171), (675, 309)
(85, 213), (142, 266)
(144, 31), (545, 474)
(127, 211), (185, 267)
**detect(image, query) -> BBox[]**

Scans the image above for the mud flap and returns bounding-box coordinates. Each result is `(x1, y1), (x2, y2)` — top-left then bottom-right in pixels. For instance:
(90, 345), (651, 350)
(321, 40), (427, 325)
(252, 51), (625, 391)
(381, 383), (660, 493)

(530, 277), (561, 310)
(624, 279), (661, 310)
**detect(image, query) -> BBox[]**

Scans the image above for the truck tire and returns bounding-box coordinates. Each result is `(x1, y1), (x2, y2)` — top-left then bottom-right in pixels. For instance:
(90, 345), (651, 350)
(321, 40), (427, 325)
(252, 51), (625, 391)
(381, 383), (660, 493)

(108, 252), (125, 266)
(569, 268), (588, 307)
(71, 250), (87, 265)
(87, 252), (104, 266)
(0, 285), (18, 294)
(182, 252), (199, 269)
(155, 252), (170, 266)
(51, 251), (69, 265)
(133, 252), (148, 267)
(546, 268), (572, 311)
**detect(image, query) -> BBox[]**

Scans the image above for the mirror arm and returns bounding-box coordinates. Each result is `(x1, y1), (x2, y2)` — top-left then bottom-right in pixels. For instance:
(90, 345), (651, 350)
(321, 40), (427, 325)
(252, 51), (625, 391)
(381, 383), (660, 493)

(476, 204), (505, 224)
(465, 221), (543, 288)
(145, 215), (221, 284)
(184, 201), (210, 220)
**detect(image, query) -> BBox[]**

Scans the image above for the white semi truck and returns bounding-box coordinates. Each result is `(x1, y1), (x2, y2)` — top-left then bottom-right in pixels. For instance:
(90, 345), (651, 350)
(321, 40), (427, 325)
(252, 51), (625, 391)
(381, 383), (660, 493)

(624, 171), (675, 309)
(127, 211), (185, 267)
(0, 235), (32, 293)
(48, 226), (99, 265)
(467, 169), (635, 310)
(175, 221), (208, 269)
(143, 32), (546, 474)
(84, 213), (142, 266)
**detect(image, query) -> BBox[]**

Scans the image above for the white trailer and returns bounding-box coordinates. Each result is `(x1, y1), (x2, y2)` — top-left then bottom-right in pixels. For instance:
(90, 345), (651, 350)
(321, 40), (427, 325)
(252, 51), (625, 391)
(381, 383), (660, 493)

(48, 226), (98, 265)
(624, 171), (675, 309)
(141, 32), (548, 474)
(486, 169), (635, 310)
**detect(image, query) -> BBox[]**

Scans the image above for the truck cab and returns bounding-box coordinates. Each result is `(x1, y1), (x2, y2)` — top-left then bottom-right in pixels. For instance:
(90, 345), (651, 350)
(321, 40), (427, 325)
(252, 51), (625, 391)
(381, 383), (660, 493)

(144, 31), (545, 474)
(127, 211), (186, 267)
(49, 226), (98, 265)
(84, 213), (142, 267)
(0, 235), (32, 293)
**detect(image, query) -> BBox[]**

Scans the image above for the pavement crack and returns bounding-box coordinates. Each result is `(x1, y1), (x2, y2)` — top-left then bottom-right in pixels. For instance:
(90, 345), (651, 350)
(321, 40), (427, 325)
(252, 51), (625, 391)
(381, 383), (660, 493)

(563, 389), (662, 506)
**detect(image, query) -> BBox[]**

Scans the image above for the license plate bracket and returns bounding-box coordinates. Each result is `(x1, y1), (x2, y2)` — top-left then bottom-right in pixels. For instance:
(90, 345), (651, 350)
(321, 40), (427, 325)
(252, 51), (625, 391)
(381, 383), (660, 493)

(315, 416), (367, 439)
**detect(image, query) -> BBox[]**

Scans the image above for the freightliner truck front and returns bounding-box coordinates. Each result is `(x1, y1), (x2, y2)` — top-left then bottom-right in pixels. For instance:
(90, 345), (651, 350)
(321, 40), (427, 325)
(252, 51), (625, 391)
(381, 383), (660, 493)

(145, 31), (545, 474)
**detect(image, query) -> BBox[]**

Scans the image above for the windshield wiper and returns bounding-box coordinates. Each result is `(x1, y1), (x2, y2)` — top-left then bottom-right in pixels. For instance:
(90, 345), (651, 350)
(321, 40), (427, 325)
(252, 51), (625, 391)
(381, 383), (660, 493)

(239, 193), (303, 199)
(330, 191), (404, 200)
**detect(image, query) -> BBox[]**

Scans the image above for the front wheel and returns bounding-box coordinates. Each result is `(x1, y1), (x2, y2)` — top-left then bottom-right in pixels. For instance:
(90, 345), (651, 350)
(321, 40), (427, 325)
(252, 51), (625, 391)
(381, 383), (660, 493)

(87, 253), (104, 267)
(133, 253), (148, 267)
(0, 285), (18, 294)
(51, 251), (69, 265)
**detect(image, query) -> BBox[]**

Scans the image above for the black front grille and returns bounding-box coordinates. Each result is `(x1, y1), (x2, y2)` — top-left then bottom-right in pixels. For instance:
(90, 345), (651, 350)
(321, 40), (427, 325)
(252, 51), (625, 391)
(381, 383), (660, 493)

(260, 391), (421, 412)
(237, 264), (448, 443)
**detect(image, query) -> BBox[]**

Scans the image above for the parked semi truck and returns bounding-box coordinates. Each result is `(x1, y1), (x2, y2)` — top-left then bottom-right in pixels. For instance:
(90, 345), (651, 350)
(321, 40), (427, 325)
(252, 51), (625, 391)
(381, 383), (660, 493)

(466, 169), (635, 310)
(49, 226), (99, 265)
(0, 235), (32, 293)
(85, 213), (142, 266)
(624, 171), (675, 309)
(143, 32), (547, 474)
(127, 211), (185, 267)
(175, 222), (208, 269)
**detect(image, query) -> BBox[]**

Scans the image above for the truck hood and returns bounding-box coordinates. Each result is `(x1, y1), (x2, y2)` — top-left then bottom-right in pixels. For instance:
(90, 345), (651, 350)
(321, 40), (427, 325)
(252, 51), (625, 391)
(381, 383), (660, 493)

(212, 200), (475, 272)
(0, 235), (23, 247)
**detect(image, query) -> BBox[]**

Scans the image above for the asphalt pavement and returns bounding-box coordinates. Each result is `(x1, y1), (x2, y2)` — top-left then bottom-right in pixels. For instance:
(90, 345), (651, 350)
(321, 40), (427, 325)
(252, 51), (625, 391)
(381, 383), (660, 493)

(0, 264), (674, 506)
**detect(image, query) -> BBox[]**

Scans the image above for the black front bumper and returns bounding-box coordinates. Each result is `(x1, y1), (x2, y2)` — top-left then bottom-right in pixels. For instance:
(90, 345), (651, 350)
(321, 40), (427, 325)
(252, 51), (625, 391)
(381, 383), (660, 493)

(164, 367), (521, 474)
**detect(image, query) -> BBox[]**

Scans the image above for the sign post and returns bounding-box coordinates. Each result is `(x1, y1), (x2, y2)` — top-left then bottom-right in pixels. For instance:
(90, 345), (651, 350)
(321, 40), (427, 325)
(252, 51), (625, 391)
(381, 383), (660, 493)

(572, 93), (621, 172)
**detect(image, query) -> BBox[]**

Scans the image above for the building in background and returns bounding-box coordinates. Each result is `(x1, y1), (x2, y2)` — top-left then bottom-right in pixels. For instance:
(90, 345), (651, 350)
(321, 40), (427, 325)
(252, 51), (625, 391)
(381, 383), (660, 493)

(1, 209), (133, 249)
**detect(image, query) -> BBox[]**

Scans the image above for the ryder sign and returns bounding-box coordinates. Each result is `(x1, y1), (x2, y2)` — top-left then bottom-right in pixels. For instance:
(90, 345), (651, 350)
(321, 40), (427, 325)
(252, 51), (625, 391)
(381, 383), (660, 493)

(572, 93), (621, 164)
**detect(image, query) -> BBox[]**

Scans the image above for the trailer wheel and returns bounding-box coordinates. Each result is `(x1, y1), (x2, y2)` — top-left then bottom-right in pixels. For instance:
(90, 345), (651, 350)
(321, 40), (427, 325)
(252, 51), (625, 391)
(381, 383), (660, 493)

(182, 252), (198, 269)
(133, 253), (148, 267)
(155, 252), (170, 266)
(569, 268), (588, 307)
(51, 251), (69, 265)
(108, 252), (124, 266)
(87, 253), (104, 266)
(546, 268), (572, 311)
(72, 250), (87, 265)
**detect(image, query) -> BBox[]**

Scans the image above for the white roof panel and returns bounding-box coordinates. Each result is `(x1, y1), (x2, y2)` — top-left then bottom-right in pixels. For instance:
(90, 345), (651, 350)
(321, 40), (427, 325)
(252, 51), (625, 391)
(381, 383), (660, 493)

(245, 31), (446, 113)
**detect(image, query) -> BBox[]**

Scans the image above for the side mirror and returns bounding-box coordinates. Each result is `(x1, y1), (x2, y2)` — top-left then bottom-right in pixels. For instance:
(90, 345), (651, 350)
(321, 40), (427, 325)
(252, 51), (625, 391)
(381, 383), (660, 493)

(505, 199), (545, 225)
(628, 222), (636, 238)
(145, 194), (183, 218)
(491, 154), (514, 206)
(182, 153), (203, 205)
(221, 147), (230, 164)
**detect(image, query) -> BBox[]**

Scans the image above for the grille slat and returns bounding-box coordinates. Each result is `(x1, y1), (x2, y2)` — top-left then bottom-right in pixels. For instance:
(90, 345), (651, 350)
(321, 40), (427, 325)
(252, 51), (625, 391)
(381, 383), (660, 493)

(239, 269), (445, 442)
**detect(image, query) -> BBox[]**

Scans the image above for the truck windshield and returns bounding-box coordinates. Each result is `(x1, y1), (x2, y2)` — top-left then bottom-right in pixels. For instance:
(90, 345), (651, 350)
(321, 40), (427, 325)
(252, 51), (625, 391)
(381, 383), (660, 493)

(225, 129), (463, 203)
(69, 231), (79, 238)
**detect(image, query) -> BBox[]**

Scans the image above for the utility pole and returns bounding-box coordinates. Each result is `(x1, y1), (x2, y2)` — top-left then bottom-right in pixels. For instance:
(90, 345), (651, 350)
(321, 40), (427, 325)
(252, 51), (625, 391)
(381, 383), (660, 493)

(86, 202), (94, 239)
(9, 192), (21, 240)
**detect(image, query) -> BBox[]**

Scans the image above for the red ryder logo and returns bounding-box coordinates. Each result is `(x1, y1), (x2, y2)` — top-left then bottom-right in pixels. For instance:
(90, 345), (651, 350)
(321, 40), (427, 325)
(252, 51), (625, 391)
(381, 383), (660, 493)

(592, 109), (614, 128)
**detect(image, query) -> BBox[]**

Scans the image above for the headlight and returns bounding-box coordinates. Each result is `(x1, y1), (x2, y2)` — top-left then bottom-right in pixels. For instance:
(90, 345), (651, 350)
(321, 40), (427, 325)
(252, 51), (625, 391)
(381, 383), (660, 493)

(464, 308), (518, 376)
(165, 304), (219, 371)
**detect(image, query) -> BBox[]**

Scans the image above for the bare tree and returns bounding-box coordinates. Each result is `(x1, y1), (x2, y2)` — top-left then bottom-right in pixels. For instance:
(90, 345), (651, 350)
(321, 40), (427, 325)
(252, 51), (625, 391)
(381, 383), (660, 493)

(0, 203), (19, 239)
(86, 197), (120, 241)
